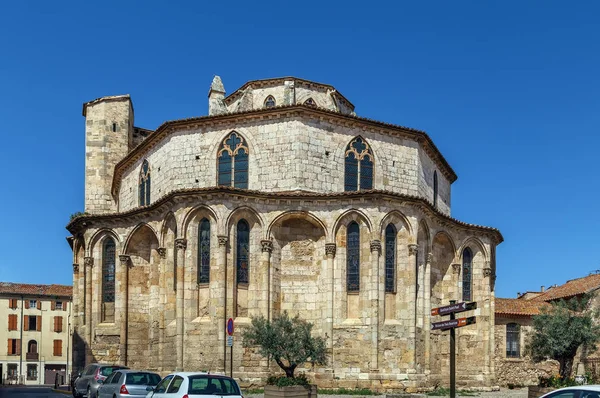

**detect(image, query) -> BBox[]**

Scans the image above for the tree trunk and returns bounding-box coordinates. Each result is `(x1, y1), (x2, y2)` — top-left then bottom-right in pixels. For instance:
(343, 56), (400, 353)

(559, 356), (574, 380)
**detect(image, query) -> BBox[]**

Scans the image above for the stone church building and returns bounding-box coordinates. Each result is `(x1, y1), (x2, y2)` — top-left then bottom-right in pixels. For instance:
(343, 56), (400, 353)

(66, 76), (502, 390)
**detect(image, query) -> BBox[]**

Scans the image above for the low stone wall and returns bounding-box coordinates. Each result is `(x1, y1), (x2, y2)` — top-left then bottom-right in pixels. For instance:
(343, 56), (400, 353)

(496, 358), (558, 387)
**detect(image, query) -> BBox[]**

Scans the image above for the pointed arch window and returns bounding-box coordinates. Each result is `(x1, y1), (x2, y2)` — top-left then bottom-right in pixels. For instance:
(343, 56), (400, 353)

(218, 132), (249, 189)
(237, 220), (250, 285)
(462, 248), (472, 302)
(102, 238), (116, 303)
(139, 159), (151, 206)
(344, 137), (374, 191)
(264, 95), (276, 108)
(347, 222), (360, 292)
(433, 171), (438, 209)
(506, 323), (520, 358)
(385, 224), (396, 292)
(304, 98), (316, 107)
(198, 219), (211, 284)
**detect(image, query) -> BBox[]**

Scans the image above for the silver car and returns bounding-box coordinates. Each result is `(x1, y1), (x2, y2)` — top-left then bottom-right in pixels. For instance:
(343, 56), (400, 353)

(97, 370), (161, 398)
(74, 364), (129, 398)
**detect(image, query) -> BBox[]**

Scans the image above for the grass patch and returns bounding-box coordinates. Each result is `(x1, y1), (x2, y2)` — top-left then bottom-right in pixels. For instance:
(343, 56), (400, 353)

(318, 388), (376, 395)
(427, 387), (479, 396)
(244, 388), (264, 394)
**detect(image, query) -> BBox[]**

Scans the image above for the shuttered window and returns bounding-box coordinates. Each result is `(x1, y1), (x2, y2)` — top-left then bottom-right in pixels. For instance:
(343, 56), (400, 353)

(54, 317), (63, 333)
(8, 314), (17, 331)
(9, 299), (17, 309)
(53, 340), (62, 356)
(7, 339), (21, 355)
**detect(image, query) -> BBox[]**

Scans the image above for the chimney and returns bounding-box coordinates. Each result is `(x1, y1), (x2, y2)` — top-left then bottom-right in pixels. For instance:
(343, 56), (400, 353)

(517, 292), (521, 297)
(541, 286), (545, 292)
(208, 75), (228, 116)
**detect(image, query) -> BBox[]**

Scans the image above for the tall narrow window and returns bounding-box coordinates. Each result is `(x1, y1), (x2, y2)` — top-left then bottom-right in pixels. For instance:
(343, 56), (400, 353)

(102, 238), (116, 303)
(139, 159), (151, 206)
(385, 224), (396, 292)
(264, 95), (276, 108)
(218, 132), (249, 189)
(346, 222), (360, 292)
(433, 171), (438, 209)
(506, 323), (520, 358)
(344, 137), (374, 191)
(236, 220), (250, 285)
(462, 248), (472, 302)
(198, 219), (211, 284)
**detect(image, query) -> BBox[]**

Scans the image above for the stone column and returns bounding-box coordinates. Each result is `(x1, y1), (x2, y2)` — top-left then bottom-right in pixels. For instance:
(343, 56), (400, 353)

(84, 257), (93, 363)
(483, 262), (493, 383)
(118, 254), (131, 365)
(72, 264), (79, 329)
(452, 263), (461, 301)
(424, 252), (432, 371)
(157, 247), (166, 371)
(217, 236), (228, 373)
(175, 238), (187, 371)
(370, 240), (381, 370)
(325, 243), (336, 358)
(407, 244), (418, 369)
(261, 240), (273, 320)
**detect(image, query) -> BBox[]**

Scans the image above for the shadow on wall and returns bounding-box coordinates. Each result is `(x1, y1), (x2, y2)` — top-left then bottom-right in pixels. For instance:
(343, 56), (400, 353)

(72, 330), (97, 375)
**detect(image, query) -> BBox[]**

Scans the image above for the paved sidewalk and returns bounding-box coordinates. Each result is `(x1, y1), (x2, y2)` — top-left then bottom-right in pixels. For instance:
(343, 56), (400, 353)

(246, 388), (528, 398)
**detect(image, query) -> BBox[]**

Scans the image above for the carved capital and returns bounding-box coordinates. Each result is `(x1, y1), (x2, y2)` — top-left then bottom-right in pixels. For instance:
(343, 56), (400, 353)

(483, 267), (493, 278)
(408, 244), (418, 256)
(426, 253), (433, 264)
(175, 238), (187, 250)
(73, 263), (79, 273)
(157, 247), (166, 258)
(84, 257), (93, 268)
(119, 255), (131, 266)
(370, 240), (381, 254)
(261, 240), (273, 253)
(325, 243), (336, 258)
(452, 263), (461, 274)
(218, 235), (228, 247)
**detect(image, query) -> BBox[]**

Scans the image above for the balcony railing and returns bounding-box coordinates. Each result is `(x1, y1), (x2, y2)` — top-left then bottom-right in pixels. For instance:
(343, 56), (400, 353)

(26, 352), (38, 361)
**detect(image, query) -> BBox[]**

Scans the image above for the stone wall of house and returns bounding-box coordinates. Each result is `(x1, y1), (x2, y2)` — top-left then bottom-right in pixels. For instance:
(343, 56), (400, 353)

(494, 316), (558, 386)
(71, 191), (498, 391)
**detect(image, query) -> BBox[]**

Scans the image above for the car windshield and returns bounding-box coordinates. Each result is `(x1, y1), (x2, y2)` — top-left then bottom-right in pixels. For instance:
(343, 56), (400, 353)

(126, 372), (161, 386)
(100, 366), (124, 376)
(188, 376), (240, 395)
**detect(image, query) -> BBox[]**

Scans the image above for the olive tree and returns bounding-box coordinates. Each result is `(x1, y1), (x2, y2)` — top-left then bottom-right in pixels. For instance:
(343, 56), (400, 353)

(242, 311), (326, 379)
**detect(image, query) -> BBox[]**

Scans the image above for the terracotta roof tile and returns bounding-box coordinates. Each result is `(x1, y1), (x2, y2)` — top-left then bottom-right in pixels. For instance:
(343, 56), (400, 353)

(0, 282), (72, 298)
(495, 298), (548, 316)
(532, 274), (600, 302)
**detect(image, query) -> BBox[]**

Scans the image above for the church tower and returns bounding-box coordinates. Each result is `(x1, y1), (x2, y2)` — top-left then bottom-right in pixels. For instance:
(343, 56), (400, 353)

(82, 95), (134, 214)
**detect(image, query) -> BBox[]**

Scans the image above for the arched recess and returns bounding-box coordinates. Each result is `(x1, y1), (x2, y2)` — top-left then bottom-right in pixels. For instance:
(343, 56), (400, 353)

(332, 208), (372, 239)
(226, 206), (264, 319)
(123, 223), (160, 369)
(74, 238), (86, 265)
(379, 210), (413, 238)
(88, 228), (122, 258)
(182, 205), (219, 240)
(269, 211), (327, 327)
(457, 237), (489, 262)
(160, 212), (177, 372)
(459, 239), (487, 302)
(159, 211), (178, 248)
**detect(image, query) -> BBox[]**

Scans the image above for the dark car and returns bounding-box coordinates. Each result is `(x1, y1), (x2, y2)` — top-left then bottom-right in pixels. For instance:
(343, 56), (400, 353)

(73, 364), (128, 398)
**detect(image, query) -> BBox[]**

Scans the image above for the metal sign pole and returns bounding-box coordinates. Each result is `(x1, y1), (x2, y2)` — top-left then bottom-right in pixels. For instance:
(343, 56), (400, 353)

(449, 300), (456, 398)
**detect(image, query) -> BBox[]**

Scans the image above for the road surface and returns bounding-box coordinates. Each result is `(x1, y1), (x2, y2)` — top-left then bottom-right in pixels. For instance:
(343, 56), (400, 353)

(0, 386), (68, 397)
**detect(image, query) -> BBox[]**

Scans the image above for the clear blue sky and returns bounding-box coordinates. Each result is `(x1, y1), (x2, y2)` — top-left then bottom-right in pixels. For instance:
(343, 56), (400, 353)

(1, 1), (598, 299)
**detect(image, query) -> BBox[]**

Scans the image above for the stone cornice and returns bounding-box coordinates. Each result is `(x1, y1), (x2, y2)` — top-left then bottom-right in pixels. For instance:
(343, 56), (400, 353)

(67, 187), (503, 244)
(109, 104), (458, 197)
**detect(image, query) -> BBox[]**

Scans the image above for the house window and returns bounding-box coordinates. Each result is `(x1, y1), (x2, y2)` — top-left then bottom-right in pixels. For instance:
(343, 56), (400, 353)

(264, 95), (276, 108)
(56, 301), (63, 310)
(54, 316), (63, 333)
(433, 171), (438, 209)
(27, 364), (37, 380)
(9, 298), (17, 309)
(7, 364), (17, 380)
(7, 339), (20, 355)
(344, 137), (374, 191)
(506, 323), (520, 358)
(384, 224), (396, 293)
(236, 220), (250, 285)
(346, 222), (360, 292)
(462, 248), (472, 302)
(103, 238), (116, 303)
(29, 300), (36, 309)
(8, 314), (17, 331)
(139, 159), (151, 206)
(27, 340), (37, 354)
(53, 339), (63, 356)
(304, 98), (316, 106)
(28, 316), (37, 331)
(218, 132), (249, 189)
(198, 218), (211, 284)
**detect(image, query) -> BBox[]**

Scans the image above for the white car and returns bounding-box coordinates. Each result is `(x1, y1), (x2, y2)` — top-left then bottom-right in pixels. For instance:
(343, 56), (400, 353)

(146, 372), (243, 398)
(539, 385), (600, 398)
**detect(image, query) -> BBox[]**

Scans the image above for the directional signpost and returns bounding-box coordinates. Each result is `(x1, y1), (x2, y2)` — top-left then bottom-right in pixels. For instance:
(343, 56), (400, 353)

(431, 301), (477, 398)
(227, 318), (234, 377)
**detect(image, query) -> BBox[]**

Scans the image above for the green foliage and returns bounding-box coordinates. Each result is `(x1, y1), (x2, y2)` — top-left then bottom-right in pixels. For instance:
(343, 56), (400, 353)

(70, 211), (89, 221)
(528, 294), (600, 380)
(538, 375), (577, 388)
(426, 387), (478, 396)
(318, 388), (375, 395)
(266, 374), (309, 387)
(242, 311), (327, 378)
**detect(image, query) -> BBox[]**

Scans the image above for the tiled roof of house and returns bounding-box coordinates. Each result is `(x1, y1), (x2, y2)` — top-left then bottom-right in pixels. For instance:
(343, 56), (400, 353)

(0, 282), (72, 298)
(495, 298), (548, 316)
(531, 274), (600, 302)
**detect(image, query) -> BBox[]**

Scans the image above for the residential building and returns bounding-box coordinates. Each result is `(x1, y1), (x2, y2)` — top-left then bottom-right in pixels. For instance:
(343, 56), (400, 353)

(0, 282), (72, 385)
